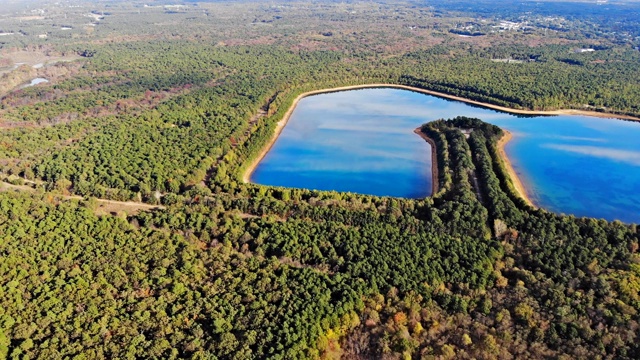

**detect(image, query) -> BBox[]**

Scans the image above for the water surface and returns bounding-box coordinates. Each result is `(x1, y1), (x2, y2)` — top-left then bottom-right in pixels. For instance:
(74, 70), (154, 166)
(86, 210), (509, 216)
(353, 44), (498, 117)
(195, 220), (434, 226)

(23, 78), (49, 88)
(252, 89), (433, 198)
(251, 88), (640, 223)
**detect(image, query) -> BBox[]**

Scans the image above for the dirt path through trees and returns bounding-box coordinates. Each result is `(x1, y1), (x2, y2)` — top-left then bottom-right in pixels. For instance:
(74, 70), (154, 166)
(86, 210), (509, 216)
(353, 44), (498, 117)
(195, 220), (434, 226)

(0, 180), (165, 215)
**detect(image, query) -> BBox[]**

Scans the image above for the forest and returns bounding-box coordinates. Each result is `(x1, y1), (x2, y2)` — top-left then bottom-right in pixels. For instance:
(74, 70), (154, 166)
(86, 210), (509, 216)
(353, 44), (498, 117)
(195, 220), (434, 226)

(1, 0), (639, 359)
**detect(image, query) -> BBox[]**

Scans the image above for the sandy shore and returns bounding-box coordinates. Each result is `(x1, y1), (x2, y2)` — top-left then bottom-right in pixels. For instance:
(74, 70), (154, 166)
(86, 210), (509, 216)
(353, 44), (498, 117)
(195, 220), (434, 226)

(263, 83), (640, 121)
(413, 128), (439, 196)
(242, 89), (309, 183)
(385, 84), (640, 121)
(242, 117), (288, 184)
(242, 83), (640, 184)
(497, 130), (535, 208)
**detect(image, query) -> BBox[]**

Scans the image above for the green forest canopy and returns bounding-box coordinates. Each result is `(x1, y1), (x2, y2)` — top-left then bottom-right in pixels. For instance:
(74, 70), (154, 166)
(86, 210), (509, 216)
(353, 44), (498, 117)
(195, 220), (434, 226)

(0, 1), (639, 359)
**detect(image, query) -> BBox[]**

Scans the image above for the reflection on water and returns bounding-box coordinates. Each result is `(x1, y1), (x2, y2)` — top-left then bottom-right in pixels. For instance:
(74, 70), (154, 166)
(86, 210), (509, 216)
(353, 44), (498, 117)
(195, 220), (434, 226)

(251, 88), (640, 223)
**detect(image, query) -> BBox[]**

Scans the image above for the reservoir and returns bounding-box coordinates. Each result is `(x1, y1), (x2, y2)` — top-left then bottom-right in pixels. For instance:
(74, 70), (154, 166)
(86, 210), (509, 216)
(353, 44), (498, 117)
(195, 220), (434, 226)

(250, 87), (640, 223)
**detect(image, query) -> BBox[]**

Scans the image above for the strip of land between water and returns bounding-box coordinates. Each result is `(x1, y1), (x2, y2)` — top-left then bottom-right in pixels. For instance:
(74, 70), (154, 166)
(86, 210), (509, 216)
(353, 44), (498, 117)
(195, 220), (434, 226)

(242, 83), (640, 198)
(413, 126), (535, 207)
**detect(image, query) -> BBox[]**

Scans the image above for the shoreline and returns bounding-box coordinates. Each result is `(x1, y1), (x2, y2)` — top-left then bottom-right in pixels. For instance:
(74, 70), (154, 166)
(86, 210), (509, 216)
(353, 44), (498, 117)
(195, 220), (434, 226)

(242, 83), (640, 185)
(242, 88), (343, 183)
(385, 84), (640, 121)
(413, 128), (439, 196)
(241, 112), (290, 183)
(497, 130), (535, 208)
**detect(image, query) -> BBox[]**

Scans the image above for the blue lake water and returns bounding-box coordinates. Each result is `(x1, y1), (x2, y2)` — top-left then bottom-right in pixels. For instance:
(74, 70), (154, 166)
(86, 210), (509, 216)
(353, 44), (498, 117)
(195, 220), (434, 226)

(251, 88), (640, 223)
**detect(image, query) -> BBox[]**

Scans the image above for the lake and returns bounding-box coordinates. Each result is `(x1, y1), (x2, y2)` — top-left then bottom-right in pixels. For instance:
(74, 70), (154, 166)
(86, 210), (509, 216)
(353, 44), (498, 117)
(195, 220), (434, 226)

(250, 87), (640, 223)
